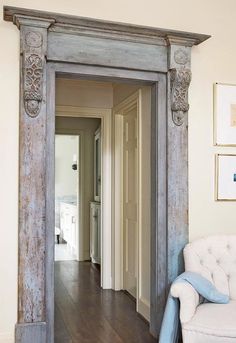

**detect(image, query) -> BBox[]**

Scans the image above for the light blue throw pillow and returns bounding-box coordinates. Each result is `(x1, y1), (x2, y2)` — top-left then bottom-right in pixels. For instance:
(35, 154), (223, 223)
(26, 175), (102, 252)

(175, 271), (229, 304)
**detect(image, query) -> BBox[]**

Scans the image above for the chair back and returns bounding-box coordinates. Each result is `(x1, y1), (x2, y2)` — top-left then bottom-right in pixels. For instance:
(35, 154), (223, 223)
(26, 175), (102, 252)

(184, 235), (236, 299)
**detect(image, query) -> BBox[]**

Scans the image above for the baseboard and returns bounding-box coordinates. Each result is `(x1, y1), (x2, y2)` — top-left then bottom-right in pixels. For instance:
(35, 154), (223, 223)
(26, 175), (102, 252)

(15, 322), (46, 343)
(78, 250), (90, 261)
(102, 276), (112, 289)
(0, 332), (14, 343)
(137, 298), (150, 322)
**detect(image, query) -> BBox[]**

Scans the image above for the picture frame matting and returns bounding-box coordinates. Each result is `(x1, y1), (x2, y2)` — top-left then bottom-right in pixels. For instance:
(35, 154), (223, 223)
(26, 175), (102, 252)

(213, 83), (236, 147)
(215, 153), (236, 201)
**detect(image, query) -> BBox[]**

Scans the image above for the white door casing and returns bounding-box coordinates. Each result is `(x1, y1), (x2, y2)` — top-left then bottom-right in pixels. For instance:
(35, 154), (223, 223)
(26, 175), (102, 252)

(94, 127), (102, 202)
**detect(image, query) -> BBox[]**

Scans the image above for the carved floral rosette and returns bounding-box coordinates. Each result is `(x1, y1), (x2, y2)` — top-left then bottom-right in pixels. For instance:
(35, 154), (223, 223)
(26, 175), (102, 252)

(170, 67), (191, 126)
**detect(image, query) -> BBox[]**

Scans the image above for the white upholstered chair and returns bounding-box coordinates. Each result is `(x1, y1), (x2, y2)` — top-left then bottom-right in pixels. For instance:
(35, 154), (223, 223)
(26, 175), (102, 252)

(171, 235), (236, 343)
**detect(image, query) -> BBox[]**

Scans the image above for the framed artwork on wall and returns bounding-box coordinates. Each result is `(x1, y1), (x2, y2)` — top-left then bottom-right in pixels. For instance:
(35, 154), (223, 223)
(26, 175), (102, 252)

(214, 83), (236, 146)
(215, 154), (236, 201)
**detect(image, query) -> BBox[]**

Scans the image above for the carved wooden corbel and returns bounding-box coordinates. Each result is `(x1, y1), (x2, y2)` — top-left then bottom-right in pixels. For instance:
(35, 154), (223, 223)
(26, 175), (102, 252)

(23, 31), (44, 117)
(167, 42), (192, 126)
(14, 15), (54, 120)
(170, 67), (191, 126)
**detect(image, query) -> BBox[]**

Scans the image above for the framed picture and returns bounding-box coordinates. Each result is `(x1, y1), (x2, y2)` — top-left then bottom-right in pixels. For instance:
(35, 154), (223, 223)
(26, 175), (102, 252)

(214, 83), (236, 146)
(215, 154), (236, 201)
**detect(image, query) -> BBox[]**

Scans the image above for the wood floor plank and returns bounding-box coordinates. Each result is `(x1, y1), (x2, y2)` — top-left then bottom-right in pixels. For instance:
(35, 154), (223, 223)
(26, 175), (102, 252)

(54, 303), (72, 343)
(55, 261), (157, 343)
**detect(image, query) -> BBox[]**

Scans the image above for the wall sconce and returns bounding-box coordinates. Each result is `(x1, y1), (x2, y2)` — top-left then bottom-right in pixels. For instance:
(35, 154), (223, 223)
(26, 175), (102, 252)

(72, 154), (77, 170)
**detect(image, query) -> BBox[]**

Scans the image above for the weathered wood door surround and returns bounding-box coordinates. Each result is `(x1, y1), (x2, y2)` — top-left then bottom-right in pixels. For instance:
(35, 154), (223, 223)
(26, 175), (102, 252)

(4, 6), (210, 343)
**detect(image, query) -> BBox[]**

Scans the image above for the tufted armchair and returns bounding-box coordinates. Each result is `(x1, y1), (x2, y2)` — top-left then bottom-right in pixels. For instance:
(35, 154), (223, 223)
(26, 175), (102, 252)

(171, 235), (236, 343)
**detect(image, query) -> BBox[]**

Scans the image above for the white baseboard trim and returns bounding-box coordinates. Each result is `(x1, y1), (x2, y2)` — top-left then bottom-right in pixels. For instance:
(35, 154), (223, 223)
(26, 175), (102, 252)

(78, 250), (90, 261)
(138, 298), (150, 322)
(0, 332), (14, 343)
(102, 276), (112, 289)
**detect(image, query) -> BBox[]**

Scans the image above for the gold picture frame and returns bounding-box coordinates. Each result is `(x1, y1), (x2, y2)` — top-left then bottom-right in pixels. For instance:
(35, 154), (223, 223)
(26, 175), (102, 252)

(213, 83), (236, 147)
(215, 154), (236, 201)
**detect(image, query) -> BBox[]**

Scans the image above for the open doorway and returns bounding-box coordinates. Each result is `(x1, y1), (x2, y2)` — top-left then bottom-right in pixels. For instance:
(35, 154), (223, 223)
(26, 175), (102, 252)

(54, 79), (154, 342)
(55, 134), (79, 261)
(55, 117), (101, 264)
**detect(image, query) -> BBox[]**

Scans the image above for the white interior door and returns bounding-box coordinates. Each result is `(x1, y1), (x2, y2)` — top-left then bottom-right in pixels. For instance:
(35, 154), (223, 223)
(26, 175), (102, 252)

(123, 104), (138, 299)
(114, 89), (151, 321)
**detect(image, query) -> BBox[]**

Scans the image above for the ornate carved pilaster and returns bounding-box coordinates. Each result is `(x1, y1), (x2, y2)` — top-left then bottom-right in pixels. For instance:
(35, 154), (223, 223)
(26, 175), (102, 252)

(167, 37), (193, 285)
(13, 15), (54, 343)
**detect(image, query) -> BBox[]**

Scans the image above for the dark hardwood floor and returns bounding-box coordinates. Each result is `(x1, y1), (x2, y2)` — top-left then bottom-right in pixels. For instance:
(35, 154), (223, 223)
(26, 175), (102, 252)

(55, 261), (157, 343)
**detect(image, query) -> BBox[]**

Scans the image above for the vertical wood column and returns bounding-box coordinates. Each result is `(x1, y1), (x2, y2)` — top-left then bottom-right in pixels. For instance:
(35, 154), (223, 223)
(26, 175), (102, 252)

(167, 37), (193, 285)
(14, 15), (54, 343)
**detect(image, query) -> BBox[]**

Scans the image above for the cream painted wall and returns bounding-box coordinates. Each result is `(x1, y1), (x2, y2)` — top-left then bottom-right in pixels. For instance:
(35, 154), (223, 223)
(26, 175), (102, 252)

(56, 79), (113, 108)
(1, 0), (236, 340)
(113, 84), (139, 106)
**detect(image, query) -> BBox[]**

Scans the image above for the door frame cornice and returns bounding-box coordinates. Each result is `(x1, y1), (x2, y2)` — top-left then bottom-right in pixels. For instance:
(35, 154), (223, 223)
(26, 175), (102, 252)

(4, 6), (210, 47)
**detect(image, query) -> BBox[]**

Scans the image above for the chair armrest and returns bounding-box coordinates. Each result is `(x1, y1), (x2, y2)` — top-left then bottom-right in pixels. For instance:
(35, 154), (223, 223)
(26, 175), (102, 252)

(170, 282), (200, 324)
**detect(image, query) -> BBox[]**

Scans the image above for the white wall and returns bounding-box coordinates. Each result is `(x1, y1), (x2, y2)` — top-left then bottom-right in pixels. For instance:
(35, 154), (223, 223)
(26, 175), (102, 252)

(1, 0), (236, 340)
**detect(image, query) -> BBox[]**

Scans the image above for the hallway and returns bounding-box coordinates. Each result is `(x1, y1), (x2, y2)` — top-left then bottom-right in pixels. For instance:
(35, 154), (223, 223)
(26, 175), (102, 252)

(55, 261), (156, 343)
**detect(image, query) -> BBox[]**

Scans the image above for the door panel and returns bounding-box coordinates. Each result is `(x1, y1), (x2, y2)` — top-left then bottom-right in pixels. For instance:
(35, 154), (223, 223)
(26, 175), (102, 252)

(116, 89), (151, 321)
(123, 106), (138, 299)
